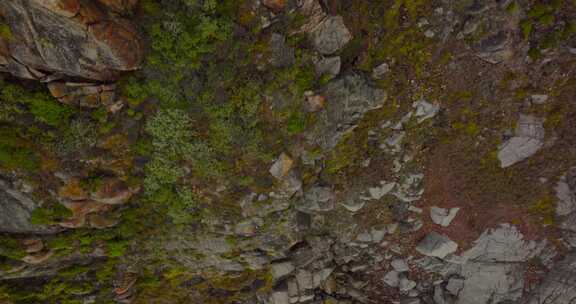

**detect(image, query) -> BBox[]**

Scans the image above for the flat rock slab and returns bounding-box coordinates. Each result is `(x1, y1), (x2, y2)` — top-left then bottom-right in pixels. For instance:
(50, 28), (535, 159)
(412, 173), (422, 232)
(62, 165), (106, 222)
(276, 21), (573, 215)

(416, 232), (458, 259)
(430, 207), (460, 227)
(0, 0), (143, 81)
(498, 114), (545, 168)
(310, 16), (352, 55)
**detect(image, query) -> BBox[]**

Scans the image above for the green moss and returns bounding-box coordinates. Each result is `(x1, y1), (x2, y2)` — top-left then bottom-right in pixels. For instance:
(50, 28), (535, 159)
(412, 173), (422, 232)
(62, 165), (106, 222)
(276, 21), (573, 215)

(30, 202), (72, 225)
(529, 195), (556, 225)
(286, 111), (307, 135)
(0, 236), (25, 260)
(106, 239), (129, 257)
(0, 127), (40, 172)
(0, 24), (12, 40)
(521, 20), (533, 39)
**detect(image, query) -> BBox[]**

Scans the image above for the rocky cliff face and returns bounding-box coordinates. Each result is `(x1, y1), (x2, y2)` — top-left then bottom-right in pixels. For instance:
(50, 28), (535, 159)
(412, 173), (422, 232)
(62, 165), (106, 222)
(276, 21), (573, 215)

(0, 0), (143, 106)
(0, 0), (575, 304)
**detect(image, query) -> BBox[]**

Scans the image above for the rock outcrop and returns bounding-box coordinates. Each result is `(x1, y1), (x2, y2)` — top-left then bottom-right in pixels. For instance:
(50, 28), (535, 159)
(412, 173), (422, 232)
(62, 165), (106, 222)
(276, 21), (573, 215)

(0, 0), (143, 104)
(0, 180), (56, 234)
(0, 0), (143, 81)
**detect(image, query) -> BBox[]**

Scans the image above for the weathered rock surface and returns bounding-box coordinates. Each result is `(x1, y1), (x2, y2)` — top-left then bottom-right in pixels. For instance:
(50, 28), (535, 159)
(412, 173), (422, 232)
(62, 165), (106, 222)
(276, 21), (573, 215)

(310, 16), (352, 55)
(0, 0), (143, 82)
(0, 180), (56, 234)
(430, 207), (460, 227)
(555, 168), (576, 247)
(524, 252), (576, 304)
(416, 232), (458, 259)
(308, 74), (387, 150)
(498, 115), (545, 168)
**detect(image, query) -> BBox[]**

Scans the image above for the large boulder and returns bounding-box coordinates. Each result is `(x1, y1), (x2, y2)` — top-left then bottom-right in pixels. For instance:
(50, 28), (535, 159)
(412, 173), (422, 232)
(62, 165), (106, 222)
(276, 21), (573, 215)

(498, 114), (545, 168)
(307, 74), (387, 150)
(0, 0), (143, 82)
(555, 168), (576, 247)
(0, 180), (56, 234)
(524, 252), (576, 304)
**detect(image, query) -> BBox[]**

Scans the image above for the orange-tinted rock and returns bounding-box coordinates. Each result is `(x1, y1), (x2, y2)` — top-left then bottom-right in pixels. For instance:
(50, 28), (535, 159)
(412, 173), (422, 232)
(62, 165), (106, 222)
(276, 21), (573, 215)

(91, 178), (135, 205)
(22, 249), (54, 265)
(34, 0), (80, 18)
(89, 19), (143, 72)
(0, 0), (143, 86)
(262, 0), (285, 12)
(22, 238), (44, 254)
(60, 200), (111, 228)
(88, 213), (119, 229)
(74, 0), (107, 27)
(58, 178), (88, 201)
(114, 272), (138, 297)
(48, 82), (117, 107)
(98, 0), (138, 12)
(305, 93), (326, 112)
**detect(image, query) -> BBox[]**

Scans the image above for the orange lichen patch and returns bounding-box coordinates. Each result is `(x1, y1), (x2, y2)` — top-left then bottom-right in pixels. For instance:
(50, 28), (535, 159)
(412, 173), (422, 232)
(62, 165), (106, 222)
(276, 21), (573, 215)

(22, 238), (44, 254)
(32, 0), (80, 18)
(56, 0), (81, 16)
(88, 213), (119, 229)
(262, 0), (285, 13)
(75, 0), (106, 25)
(40, 153), (59, 172)
(98, 0), (138, 12)
(89, 20), (144, 71)
(305, 94), (326, 112)
(60, 200), (111, 228)
(91, 177), (135, 205)
(58, 178), (88, 201)
(98, 133), (130, 151)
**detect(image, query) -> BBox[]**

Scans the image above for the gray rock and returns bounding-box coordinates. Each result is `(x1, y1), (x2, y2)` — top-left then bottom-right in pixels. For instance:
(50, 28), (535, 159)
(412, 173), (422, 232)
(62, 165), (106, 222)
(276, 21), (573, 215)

(372, 62), (390, 79)
(271, 261), (295, 280)
(314, 56), (341, 78)
(413, 99), (440, 123)
(0, 0), (143, 82)
(556, 169), (576, 247)
(399, 276), (417, 292)
(475, 31), (513, 64)
(524, 252), (576, 304)
(369, 182), (396, 200)
(308, 74), (387, 150)
(463, 224), (545, 263)
(296, 270), (314, 291)
(287, 278), (299, 302)
(271, 289), (290, 304)
(456, 262), (524, 304)
(298, 186), (335, 213)
(270, 33), (295, 68)
(430, 207), (460, 227)
(391, 259), (410, 272)
(530, 94), (549, 104)
(383, 270), (400, 287)
(400, 298), (421, 304)
(194, 237), (232, 254)
(0, 180), (56, 234)
(310, 16), (352, 55)
(446, 278), (465, 296)
(434, 285), (448, 304)
(371, 228), (387, 243)
(498, 115), (545, 168)
(312, 268), (334, 287)
(416, 232), (458, 259)
(341, 199), (366, 213)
